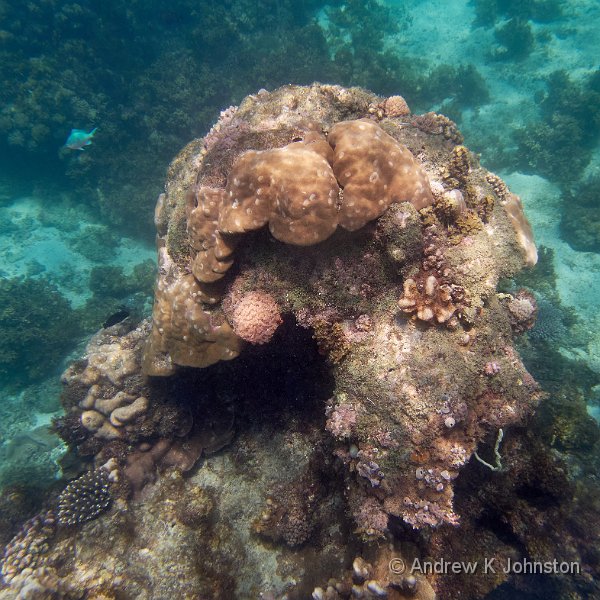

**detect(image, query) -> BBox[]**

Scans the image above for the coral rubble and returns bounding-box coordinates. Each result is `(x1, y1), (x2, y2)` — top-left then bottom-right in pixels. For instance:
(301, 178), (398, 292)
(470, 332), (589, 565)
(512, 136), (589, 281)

(4, 84), (594, 600)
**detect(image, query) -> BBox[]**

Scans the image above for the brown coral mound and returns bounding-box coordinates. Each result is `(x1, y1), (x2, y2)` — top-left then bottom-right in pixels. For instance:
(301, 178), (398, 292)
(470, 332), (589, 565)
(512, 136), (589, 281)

(329, 119), (433, 230)
(187, 187), (237, 283)
(230, 291), (282, 345)
(143, 274), (242, 375)
(219, 141), (340, 245)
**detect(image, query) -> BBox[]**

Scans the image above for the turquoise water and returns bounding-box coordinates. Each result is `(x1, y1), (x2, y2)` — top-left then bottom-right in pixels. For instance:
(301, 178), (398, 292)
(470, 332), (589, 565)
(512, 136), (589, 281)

(0, 1), (599, 598)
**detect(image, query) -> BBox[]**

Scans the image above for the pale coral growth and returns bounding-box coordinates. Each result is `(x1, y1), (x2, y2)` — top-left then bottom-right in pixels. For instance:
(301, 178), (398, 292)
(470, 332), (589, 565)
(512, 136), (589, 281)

(353, 497), (389, 537)
(354, 314), (373, 332)
(76, 342), (138, 386)
(484, 361), (501, 376)
(230, 291), (282, 345)
(325, 402), (358, 439)
(202, 105), (241, 153)
(449, 444), (469, 468)
(435, 189), (467, 221)
(413, 111), (463, 144)
(502, 192), (538, 266)
(79, 387), (149, 440)
(110, 396), (149, 427)
(383, 95), (411, 117)
(62, 327), (154, 440)
(485, 172), (509, 199)
(503, 289), (537, 332)
(0, 566), (74, 598)
(356, 456), (384, 487)
(397, 274), (459, 324)
(368, 95), (411, 119)
(507, 294), (536, 322)
(401, 496), (460, 528)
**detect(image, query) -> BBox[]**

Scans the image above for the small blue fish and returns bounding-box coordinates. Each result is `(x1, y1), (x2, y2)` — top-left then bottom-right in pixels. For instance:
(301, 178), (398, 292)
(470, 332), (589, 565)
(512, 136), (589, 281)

(64, 127), (97, 150)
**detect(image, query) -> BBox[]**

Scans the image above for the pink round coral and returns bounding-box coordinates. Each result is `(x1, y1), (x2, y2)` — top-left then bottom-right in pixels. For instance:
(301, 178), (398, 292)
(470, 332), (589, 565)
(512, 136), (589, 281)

(231, 291), (282, 345)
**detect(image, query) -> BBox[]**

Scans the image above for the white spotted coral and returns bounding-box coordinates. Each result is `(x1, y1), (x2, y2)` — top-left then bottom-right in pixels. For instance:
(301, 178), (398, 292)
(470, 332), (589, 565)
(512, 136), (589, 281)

(57, 469), (111, 526)
(328, 119), (433, 230)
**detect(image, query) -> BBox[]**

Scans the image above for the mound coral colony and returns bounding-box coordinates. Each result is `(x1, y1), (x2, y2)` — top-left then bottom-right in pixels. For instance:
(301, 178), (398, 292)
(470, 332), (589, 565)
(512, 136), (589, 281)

(2, 85), (565, 599)
(407, 557), (581, 575)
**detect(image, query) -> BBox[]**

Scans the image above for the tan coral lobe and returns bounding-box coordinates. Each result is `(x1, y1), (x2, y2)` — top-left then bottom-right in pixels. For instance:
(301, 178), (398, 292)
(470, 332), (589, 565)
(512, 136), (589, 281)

(219, 142), (340, 245)
(328, 119), (433, 231)
(187, 187), (237, 283)
(143, 274), (242, 374)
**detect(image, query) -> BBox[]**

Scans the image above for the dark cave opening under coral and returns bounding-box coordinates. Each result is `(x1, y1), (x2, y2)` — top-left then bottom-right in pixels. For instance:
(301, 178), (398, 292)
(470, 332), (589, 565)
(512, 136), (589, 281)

(150, 314), (335, 439)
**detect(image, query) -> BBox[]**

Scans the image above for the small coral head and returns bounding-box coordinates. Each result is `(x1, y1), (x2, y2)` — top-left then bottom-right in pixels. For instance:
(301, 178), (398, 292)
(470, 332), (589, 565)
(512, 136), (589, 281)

(230, 291), (282, 345)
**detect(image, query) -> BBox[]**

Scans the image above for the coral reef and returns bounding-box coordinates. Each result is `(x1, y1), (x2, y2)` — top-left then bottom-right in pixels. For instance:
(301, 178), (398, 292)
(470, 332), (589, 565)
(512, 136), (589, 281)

(6, 84), (596, 600)
(143, 84), (540, 541)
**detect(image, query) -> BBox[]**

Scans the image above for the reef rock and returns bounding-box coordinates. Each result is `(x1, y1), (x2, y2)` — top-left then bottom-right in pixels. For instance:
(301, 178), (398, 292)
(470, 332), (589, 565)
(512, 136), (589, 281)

(142, 83), (540, 532)
(2, 85), (557, 600)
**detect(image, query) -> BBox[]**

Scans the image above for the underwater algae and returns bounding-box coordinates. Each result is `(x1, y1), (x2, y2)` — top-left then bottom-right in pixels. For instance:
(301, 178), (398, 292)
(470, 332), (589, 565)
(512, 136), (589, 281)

(1, 84), (598, 600)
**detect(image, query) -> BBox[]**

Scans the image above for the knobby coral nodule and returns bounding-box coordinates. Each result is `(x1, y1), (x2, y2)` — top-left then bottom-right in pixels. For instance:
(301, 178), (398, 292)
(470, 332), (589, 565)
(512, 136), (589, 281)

(57, 468), (112, 526)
